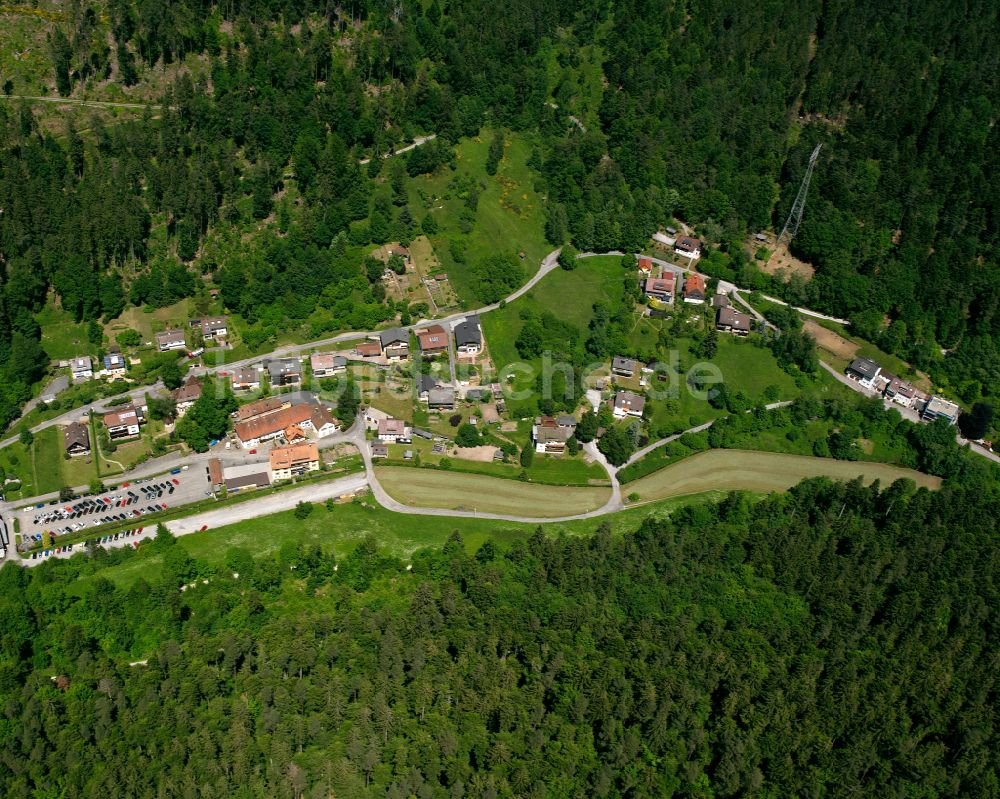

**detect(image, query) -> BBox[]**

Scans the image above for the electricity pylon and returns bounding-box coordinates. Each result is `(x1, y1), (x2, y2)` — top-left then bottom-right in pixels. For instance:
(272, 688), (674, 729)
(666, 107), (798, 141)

(777, 143), (822, 244)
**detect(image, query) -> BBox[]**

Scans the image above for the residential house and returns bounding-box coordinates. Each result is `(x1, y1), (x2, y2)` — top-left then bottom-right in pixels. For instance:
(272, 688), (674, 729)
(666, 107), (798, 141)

(454, 316), (482, 355)
(412, 428), (434, 440)
(378, 328), (410, 361)
(637, 257), (653, 276)
(532, 416), (576, 454)
(310, 353), (347, 378)
(428, 387), (456, 410)
(711, 294), (729, 308)
(388, 244), (411, 263)
(466, 388), (489, 401)
(70, 356), (93, 381)
(309, 404), (340, 437)
(884, 377), (917, 408)
(682, 273), (706, 304)
(234, 396), (287, 423)
(378, 418), (410, 443)
(674, 236), (702, 259)
(371, 441), (389, 459)
(156, 329), (186, 351)
(103, 351), (127, 378)
(103, 405), (143, 440)
(268, 358), (302, 386)
(63, 422), (90, 457)
(231, 367), (261, 392)
(199, 316), (228, 340)
(173, 377), (203, 417)
(417, 325), (449, 355)
(612, 356), (637, 378)
(417, 373), (438, 402)
(355, 341), (382, 359)
(846, 357), (882, 389)
(613, 391), (645, 419)
(716, 306), (752, 336)
(644, 275), (675, 304)
(922, 396), (960, 425)
(269, 442), (320, 481)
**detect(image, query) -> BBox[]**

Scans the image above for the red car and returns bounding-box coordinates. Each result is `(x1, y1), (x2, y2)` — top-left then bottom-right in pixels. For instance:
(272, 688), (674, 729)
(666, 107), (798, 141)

(249, 449), (257, 455)
(199, 525), (208, 532)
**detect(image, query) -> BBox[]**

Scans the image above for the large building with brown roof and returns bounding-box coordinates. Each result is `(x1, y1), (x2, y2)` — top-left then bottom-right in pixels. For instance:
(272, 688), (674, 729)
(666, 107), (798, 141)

(234, 396), (288, 424)
(269, 442), (320, 481)
(682, 273), (706, 304)
(234, 402), (340, 446)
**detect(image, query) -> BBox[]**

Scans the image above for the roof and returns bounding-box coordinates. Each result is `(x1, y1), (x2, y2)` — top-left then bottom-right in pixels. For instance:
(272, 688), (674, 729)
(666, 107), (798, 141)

(233, 367), (260, 384)
(309, 404), (339, 431)
(924, 396), (960, 419)
(156, 329), (185, 344)
(417, 373), (438, 393)
(378, 418), (407, 436)
(235, 396), (285, 422)
(104, 352), (126, 367)
(235, 403), (314, 442)
(454, 317), (481, 347)
(63, 422), (89, 451)
(638, 257), (653, 272)
(711, 294), (729, 307)
(71, 356), (92, 370)
(556, 415), (577, 427)
(379, 328), (409, 348)
(173, 377), (202, 404)
(683, 273), (706, 296)
(269, 442), (319, 470)
(417, 325), (448, 351)
(104, 405), (140, 428)
(225, 472), (270, 491)
(717, 306), (752, 332)
(388, 245), (410, 257)
(676, 235), (701, 252)
(614, 391), (645, 415)
(267, 358), (301, 379)
(207, 458), (223, 487)
(200, 316), (227, 333)
(644, 275), (675, 294)
(886, 377), (916, 398)
(310, 353), (346, 371)
(371, 441), (389, 456)
(428, 387), (455, 406)
(356, 341), (382, 357)
(848, 357), (881, 380)
(612, 356), (637, 372)
(535, 417), (573, 444)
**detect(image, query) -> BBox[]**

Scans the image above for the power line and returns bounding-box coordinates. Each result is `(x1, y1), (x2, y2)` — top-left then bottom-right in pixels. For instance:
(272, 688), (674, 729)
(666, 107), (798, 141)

(777, 143), (822, 244)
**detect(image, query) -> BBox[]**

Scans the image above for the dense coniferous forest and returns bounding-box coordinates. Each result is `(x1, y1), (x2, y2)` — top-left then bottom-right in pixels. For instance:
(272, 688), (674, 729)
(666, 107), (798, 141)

(0, 0), (998, 423)
(0, 479), (997, 796)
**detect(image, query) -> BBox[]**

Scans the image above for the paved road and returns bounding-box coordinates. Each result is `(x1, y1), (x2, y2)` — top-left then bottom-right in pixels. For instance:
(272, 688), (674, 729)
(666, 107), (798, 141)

(819, 362), (1000, 466)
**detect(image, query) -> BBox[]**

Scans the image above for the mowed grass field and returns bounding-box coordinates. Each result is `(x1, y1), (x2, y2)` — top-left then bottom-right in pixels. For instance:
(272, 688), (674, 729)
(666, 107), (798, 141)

(627, 449), (941, 502)
(376, 466), (611, 517)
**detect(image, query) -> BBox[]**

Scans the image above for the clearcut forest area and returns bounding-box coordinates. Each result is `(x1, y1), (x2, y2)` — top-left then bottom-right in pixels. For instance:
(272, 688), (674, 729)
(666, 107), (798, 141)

(0, 0), (999, 797)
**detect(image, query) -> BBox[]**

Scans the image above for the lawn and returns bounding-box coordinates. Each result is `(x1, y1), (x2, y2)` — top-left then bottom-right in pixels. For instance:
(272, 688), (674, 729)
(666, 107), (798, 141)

(482, 254), (627, 415)
(72, 490), (729, 589)
(0, 442), (37, 499)
(103, 298), (194, 345)
(406, 131), (552, 308)
(625, 449), (940, 503)
(31, 426), (66, 494)
(36, 304), (92, 361)
(375, 465), (611, 517)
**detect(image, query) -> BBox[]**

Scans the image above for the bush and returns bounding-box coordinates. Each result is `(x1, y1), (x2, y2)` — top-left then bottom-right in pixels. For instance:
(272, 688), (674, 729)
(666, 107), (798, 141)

(455, 423), (481, 448)
(449, 414), (462, 427)
(294, 501), (314, 520)
(520, 444), (534, 467)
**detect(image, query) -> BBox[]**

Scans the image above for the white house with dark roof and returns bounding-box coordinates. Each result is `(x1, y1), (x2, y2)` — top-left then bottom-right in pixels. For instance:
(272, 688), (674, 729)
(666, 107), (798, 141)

(846, 357), (882, 390)
(454, 316), (482, 355)
(611, 356), (637, 378)
(612, 391), (645, 419)
(70, 356), (93, 381)
(378, 328), (410, 361)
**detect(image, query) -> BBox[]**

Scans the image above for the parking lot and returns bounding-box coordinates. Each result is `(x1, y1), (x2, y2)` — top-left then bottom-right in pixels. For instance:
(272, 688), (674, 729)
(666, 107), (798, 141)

(16, 466), (213, 545)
